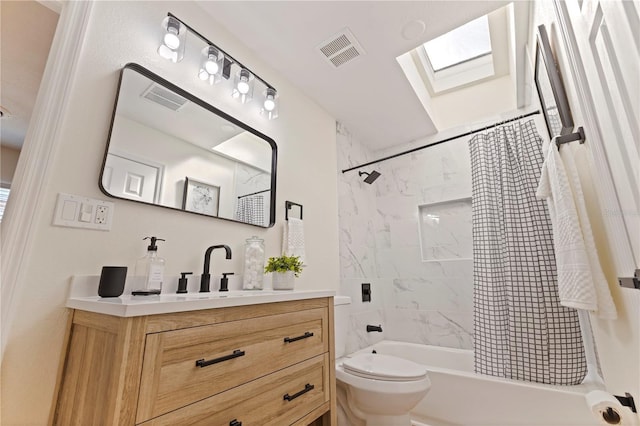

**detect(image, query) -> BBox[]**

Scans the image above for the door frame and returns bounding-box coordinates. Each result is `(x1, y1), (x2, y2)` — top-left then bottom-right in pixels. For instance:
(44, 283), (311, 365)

(0, 1), (94, 358)
(551, 0), (637, 276)
(103, 149), (166, 205)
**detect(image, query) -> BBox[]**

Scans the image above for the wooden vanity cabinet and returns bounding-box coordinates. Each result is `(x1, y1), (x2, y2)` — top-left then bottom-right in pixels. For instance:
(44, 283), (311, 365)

(51, 297), (336, 426)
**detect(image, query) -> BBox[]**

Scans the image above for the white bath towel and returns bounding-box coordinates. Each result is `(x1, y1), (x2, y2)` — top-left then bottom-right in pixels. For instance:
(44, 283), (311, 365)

(283, 217), (306, 263)
(536, 141), (616, 319)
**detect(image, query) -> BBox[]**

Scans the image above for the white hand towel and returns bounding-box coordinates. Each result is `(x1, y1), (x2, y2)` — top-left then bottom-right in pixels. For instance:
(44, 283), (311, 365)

(283, 217), (306, 263)
(536, 141), (616, 319)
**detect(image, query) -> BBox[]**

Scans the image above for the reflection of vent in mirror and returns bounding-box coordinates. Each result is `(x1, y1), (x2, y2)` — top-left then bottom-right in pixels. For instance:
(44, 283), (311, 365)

(317, 28), (365, 68)
(141, 83), (188, 111)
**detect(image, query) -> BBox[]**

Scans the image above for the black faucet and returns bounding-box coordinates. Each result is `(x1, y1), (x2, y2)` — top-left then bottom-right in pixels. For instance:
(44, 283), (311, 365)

(200, 245), (232, 292)
(366, 324), (383, 333)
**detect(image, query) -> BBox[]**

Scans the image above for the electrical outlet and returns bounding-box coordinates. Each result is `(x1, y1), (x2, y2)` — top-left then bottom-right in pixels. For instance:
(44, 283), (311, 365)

(95, 205), (109, 224)
(53, 193), (114, 231)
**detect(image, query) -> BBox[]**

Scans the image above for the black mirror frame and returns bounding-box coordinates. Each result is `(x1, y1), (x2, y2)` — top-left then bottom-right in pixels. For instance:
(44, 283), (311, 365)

(534, 25), (574, 139)
(99, 63), (277, 228)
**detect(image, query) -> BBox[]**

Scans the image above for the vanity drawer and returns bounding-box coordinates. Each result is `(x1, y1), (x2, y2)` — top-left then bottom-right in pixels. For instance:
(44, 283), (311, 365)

(137, 307), (328, 422)
(140, 354), (328, 426)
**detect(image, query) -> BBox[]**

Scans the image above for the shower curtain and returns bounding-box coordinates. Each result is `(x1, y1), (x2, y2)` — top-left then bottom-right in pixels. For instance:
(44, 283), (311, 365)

(236, 194), (265, 226)
(469, 119), (586, 385)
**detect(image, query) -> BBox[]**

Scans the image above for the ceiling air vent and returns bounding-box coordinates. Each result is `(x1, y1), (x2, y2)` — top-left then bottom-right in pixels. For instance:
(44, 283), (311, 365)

(141, 83), (188, 111)
(316, 28), (365, 68)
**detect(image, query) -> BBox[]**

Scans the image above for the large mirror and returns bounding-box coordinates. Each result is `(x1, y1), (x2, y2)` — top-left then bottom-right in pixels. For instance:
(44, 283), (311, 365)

(534, 25), (574, 139)
(100, 64), (277, 227)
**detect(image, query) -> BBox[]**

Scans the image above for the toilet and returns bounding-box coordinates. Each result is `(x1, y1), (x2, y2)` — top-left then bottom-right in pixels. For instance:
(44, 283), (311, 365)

(334, 296), (431, 426)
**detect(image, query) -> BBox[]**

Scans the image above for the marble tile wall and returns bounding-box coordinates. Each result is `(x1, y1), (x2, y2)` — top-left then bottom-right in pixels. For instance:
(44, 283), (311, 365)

(337, 122), (475, 352)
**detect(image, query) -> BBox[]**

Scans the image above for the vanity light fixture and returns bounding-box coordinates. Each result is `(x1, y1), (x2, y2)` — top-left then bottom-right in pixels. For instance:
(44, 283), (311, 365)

(232, 68), (254, 104)
(157, 13), (279, 119)
(157, 16), (186, 63)
(261, 87), (279, 120)
(198, 46), (224, 85)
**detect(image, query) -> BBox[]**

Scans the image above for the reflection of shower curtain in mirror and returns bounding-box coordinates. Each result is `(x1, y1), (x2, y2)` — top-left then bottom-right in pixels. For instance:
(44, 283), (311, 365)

(236, 195), (265, 226)
(469, 120), (586, 385)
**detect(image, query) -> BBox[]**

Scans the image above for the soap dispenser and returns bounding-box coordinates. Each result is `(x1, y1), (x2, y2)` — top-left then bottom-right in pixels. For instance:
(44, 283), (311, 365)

(132, 237), (166, 296)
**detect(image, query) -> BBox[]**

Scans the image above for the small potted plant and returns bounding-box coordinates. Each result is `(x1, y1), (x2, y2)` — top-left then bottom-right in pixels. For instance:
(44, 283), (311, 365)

(264, 255), (304, 290)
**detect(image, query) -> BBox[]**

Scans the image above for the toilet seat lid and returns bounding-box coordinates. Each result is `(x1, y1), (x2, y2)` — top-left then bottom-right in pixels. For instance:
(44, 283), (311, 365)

(342, 353), (428, 381)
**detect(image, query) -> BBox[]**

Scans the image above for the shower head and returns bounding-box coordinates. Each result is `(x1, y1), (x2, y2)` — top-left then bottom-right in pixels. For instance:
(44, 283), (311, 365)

(358, 170), (381, 184)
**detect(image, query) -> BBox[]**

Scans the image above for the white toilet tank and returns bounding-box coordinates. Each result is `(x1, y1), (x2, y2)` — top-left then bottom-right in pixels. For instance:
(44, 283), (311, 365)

(334, 296), (351, 358)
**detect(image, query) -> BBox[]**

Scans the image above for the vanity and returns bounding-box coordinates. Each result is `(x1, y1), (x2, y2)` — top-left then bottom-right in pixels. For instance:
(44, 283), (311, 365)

(52, 289), (336, 425)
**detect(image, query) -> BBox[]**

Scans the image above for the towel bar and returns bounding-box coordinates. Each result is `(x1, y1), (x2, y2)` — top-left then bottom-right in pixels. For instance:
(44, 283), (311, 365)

(618, 269), (640, 290)
(285, 201), (303, 220)
(556, 126), (586, 148)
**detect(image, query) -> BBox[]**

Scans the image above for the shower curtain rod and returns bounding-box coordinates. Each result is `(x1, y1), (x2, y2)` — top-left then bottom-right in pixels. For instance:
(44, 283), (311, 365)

(341, 110), (541, 174)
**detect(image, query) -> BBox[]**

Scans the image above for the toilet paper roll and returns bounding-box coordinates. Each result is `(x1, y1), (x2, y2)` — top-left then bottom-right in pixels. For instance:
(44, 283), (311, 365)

(586, 390), (638, 425)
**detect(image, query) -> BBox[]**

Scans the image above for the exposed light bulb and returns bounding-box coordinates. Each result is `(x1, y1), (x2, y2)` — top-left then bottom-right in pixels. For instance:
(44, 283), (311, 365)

(204, 58), (219, 75)
(158, 17), (184, 62)
(261, 88), (278, 120)
(237, 81), (250, 94)
(263, 97), (276, 111)
(263, 88), (277, 111)
(198, 69), (209, 80)
(237, 69), (251, 94)
(164, 28), (180, 50)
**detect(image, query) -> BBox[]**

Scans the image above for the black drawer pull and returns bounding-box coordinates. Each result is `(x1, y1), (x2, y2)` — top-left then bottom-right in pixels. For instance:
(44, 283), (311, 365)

(283, 383), (314, 401)
(195, 349), (245, 368)
(284, 331), (314, 343)
(229, 420), (242, 426)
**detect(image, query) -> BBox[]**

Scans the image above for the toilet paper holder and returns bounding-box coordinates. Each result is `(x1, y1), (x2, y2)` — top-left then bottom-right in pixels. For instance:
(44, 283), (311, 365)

(614, 393), (637, 413)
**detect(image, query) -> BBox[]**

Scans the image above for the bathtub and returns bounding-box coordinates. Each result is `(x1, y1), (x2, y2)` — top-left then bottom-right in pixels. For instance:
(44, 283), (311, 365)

(352, 340), (601, 426)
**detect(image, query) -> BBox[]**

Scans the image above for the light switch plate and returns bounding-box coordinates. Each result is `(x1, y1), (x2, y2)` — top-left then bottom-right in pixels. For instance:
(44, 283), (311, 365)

(53, 193), (114, 231)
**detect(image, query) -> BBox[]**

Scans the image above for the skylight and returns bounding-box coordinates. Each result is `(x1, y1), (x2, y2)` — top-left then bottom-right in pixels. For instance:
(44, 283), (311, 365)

(423, 15), (492, 72)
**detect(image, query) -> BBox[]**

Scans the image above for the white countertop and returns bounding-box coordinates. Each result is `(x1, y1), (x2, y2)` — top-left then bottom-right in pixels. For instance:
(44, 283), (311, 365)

(67, 276), (335, 317)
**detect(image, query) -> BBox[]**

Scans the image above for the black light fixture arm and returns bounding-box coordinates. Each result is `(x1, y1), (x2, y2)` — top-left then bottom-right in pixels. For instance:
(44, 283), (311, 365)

(167, 12), (275, 91)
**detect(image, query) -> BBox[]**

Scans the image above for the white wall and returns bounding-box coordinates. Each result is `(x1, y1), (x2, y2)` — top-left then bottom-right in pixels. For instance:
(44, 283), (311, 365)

(430, 75), (517, 130)
(1, 2), (339, 424)
(531, 0), (640, 409)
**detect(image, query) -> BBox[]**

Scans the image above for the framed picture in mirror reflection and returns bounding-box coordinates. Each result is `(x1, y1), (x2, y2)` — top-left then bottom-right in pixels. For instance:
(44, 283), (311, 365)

(182, 177), (220, 216)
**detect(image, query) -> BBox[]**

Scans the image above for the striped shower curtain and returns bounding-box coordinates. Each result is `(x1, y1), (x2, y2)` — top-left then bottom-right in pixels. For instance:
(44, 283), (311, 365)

(469, 119), (586, 385)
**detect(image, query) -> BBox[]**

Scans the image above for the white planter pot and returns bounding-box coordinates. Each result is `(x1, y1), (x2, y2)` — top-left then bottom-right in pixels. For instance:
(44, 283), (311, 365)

(272, 271), (295, 290)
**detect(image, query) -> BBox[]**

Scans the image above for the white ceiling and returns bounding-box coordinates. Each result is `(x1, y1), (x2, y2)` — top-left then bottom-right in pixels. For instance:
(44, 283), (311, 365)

(115, 67), (272, 172)
(197, 1), (513, 150)
(2, 1), (526, 154)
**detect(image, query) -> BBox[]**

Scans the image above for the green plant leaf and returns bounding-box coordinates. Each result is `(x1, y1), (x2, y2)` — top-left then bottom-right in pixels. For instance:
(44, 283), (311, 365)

(264, 255), (304, 277)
